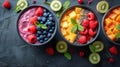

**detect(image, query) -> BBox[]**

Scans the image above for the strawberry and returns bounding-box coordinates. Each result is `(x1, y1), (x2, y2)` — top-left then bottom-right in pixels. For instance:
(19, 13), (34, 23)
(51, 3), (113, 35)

(82, 19), (89, 28)
(87, 12), (95, 20)
(28, 25), (36, 34)
(29, 16), (38, 24)
(2, 0), (11, 9)
(35, 7), (43, 16)
(79, 51), (85, 57)
(88, 29), (96, 37)
(109, 46), (118, 55)
(78, 36), (87, 44)
(46, 47), (55, 56)
(89, 20), (98, 30)
(80, 28), (88, 35)
(27, 34), (37, 44)
(109, 57), (115, 63)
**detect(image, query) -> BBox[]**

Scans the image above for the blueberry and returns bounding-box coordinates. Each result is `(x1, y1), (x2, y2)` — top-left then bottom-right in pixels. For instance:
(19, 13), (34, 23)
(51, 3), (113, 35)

(36, 34), (40, 37)
(52, 22), (55, 26)
(47, 33), (52, 38)
(44, 37), (48, 41)
(39, 40), (44, 43)
(46, 21), (52, 26)
(49, 14), (52, 17)
(43, 12), (48, 17)
(38, 17), (42, 21)
(48, 17), (53, 21)
(39, 35), (44, 40)
(49, 29), (54, 33)
(43, 35), (46, 38)
(44, 9), (47, 12)
(42, 17), (46, 22)
(37, 37), (40, 41)
(43, 31), (47, 34)
(46, 26), (50, 31)
(52, 27), (55, 30)
(37, 26), (41, 31)
(37, 31), (42, 35)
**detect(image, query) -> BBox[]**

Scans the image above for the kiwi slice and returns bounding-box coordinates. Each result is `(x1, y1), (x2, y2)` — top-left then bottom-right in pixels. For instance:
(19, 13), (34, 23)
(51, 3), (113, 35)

(89, 53), (101, 64)
(96, 1), (109, 13)
(50, 0), (62, 11)
(15, 0), (28, 12)
(56, 41), (68, 53)
(92, 41), (104, 52)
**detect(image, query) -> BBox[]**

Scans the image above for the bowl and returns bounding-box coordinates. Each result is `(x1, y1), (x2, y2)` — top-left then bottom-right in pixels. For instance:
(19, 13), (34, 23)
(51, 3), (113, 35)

(102, 5), (120, 45)
(59, 5), (100, 47)
(17, 5), (57, 46)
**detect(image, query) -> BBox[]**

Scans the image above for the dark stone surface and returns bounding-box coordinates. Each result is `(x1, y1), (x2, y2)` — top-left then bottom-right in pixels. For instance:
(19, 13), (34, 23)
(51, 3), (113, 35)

(0, 0), (120, 67)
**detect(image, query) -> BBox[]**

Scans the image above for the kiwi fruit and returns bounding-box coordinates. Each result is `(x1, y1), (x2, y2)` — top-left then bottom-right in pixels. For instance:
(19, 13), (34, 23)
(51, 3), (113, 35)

(56, 41), (68, 53)
(92, 41), (104, 52)
(50, 0), (62, 11)
(15, 0), (28, 12)
(89, 53), (101, 64)
(96, 1), (109, 13)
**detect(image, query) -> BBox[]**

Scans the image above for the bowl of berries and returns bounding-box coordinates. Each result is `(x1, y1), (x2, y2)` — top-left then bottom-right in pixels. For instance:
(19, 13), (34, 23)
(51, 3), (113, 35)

(17, 5), (57, 46)
(59, 5), (100, 46)
(102, 5), (120, 45)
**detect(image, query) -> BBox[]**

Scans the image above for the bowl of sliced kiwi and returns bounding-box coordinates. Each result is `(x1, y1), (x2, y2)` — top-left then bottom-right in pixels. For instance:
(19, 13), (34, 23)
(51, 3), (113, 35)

(17, 5), (57, 46)
(102, 5), (120, 45)
(59, 5), (100, 46)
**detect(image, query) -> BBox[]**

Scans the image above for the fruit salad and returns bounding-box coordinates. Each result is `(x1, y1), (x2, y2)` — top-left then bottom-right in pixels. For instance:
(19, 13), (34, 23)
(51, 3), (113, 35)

(18, 6), (56, 45)
(60, 7), (99, 45)
(104, 7), (120, 43)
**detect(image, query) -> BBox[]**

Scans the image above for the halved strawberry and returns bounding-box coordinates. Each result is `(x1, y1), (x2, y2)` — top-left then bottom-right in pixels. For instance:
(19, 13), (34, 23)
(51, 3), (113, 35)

(28, 25), (36, 34)
(87, 12), (95, 20)
(35, 7), (43, 16)
(82, 19), (89, 28)
(78, 35), (87, 44)
(29, 16), (38, 24)
(109, 46), (118, 55)
(2, 0), (11, 9)
(27, 34), (37, 44)
(89, 20), (98, 30)
(80, 28), (88, 35)
(88, 29), (96, 37)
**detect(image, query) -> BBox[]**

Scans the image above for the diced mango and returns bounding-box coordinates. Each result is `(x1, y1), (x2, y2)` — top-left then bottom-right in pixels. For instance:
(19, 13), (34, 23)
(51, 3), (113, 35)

(105, 18), (112, 26)
(108, 34), (116, 41)
(62, 15), (69, 21)
(65, 33), (77, 43)
(112, 9), (120, 14)
(69, 11), (76, 19)
(62, 21), (69, 28)
(109, 13), (117, 20)
(61, 28), (67, 36)
(75, 7), (82, 14)
(116, 15), (120, 22)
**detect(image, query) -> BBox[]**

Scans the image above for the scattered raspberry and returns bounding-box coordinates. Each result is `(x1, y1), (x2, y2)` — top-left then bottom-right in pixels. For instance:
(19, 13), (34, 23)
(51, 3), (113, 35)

(82, 19), (89, 28)
(29, 16), (38, 24)
(35, 7), (43, 16)
(109, 57), (115, 63)
(78, 0), (83, 4)
(87, 12), (95, 20)
(88, 28), (96, 37)
(109, 46), (118, 55)
(46, 47), (55, 56)
(28, 25), (36, 34)
(27, 34), (37, 44)
(79, 51), (85, 57)
(78, 36), (87, 44)
(89, 20), (98, 30)
(2, 0), (11, 9)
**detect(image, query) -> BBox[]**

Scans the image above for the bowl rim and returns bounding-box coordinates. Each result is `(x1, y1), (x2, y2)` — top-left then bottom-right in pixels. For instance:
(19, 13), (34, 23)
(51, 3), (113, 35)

(58, 5), (100, 47)
(102, 5), (120, 45)
(17, 5), (57, 46)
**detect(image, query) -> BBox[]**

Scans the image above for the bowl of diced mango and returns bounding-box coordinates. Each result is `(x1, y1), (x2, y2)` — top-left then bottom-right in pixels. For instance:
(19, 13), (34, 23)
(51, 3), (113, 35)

(102, 5), (120, 45)
(59, 5), (100, 46)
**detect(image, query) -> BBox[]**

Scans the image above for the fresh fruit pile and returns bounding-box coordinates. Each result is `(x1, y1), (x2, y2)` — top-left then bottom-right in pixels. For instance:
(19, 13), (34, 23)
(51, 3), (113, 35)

(104, 7), (120, 43)
(60, 7), (98, 45)
(18, 6), (56, 45)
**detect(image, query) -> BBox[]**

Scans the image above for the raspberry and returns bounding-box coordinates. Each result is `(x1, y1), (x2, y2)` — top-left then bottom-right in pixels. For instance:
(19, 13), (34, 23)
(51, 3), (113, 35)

(109, 57), (115, 63)
(109, 46), (118, 55)
(86, 35), (91, 41)
(46, 47), (54, 56)
(28, 25), (36, 34)
(2, 0), (11, 9)
(27, 34), (37, 44)
(79, 51), (85, 57)
(29, 16), (38, 24)
(87, 12), (95, 20)
(88, 29), (96, 37)
(78, 36), (87, 44)
(80, 28), (88, 35)
(89, 20), (98, 30)
(82, 19), (89, 28)
(35, 7), (43, 16)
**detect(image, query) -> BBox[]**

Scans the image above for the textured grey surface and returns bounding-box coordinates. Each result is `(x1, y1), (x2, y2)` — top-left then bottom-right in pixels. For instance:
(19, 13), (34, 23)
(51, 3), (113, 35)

(0, 0), (120, 67)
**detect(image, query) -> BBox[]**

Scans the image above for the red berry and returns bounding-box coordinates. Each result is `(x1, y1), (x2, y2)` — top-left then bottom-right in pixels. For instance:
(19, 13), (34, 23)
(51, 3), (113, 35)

(80, 28), (88, 35)
(35, 7), (43, 16)
(82, 19), (89, 28)
(89, 20), (98, 30)
(78, 0), (83, 4)
(29, 16), (38, 24)
(109, 57), (115, 63)
(28, 25), (36, 34)
(46, 47), (54, 56)
(86, 35), (91, 41)
(87, 12), (95, 20)
(2, 0), (11, 9)
(88, 0), (93, 4)
(79, 51), (85, 57)
(78, 36), (87, 44)
(27, 34), (37, 44)
(109, 46), (118, 55)
(33, 0), (36, 4)
(88, 29), (96, 37)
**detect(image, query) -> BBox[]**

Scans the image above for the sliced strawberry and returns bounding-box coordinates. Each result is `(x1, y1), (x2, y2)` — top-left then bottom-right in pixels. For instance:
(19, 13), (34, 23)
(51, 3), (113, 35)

(89, 20), (98, 30)
(27, 34), (37, 44)
(29, 16), (38, 24)
(87, 12), (95, 20)
(80, 28), (88, 35)
(109, 46), (118, 55)
(46, 47), (55, 56)
(28, 25), (36, 34)
(35, 7), (43, 16)
(78, 35), (87, 44)
(2, 0), (11, 9)
(88, 29), (96, 37)
(82, 19), (89, 28)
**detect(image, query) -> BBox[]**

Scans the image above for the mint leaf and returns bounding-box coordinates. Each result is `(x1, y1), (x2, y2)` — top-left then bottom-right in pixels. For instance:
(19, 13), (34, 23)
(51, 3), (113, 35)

(71, 25), (77, 33)
(63, 0), (70, 9)
(116, 32), (120, 39)
(89, 45), (96, 53)
(116, 24), (120, 30)
(64, 52), (72, 60)
(35, 22), (47, 29)
(78, 25), (84, 31)
(70, 18), (77, 25)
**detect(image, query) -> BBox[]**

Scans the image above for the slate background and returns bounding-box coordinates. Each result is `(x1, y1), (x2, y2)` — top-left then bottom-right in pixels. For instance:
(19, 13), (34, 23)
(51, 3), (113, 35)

(0, 0), (120, 67)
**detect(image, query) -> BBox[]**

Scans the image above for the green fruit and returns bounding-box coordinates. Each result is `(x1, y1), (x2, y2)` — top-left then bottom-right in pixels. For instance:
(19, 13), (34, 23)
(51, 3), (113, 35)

(96, 1), (109, 13)
(15, 0), (28, 12)
(50, 0), (62, 11)
(56, 41), (68, 53)
(93, 41), (104, 52)
(89, 53), (101, 64)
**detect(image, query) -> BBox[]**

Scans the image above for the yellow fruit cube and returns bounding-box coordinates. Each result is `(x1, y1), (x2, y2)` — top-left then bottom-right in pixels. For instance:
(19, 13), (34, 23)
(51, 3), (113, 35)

(105, 18), (112, 26)
(112, 9), (120, 14)
(116, 15), (120, 22)
(62, 21), (69, 28)
(69, 11), (76, 19)
(75, 7), (82, 14)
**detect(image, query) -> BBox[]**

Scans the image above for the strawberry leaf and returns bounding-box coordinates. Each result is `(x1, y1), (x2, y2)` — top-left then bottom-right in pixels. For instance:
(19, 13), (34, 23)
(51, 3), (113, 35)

(64, 52), (72, 60)
(71, 25), (77, 33)
(89, 45), (96, 53)
(116, 32), (120, 39)
(78, 25), (84, 31)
